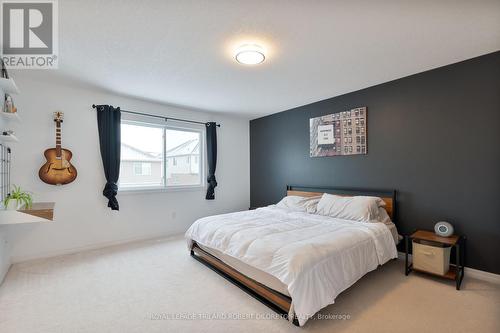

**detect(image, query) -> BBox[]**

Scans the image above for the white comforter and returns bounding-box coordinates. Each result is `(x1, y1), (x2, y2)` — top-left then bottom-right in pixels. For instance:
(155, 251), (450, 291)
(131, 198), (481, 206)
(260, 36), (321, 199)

(185, 206), (397, 326)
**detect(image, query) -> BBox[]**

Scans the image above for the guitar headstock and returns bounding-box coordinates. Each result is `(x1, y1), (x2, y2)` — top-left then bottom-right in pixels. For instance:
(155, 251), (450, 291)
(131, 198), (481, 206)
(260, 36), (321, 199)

(53, 111), (64, 123)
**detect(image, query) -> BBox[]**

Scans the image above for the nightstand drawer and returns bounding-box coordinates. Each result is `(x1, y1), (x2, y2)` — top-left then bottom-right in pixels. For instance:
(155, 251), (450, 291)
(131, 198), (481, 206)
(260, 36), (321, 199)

(413, 240), (451, 275)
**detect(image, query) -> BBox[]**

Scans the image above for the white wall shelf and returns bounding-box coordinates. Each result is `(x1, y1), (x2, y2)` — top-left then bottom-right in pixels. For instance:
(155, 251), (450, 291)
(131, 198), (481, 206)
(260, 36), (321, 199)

(0, 203), (55, 225)
(0, 112), (21, 122)
(0, 133), (19, 143)
(0, 211), (52, 225)
(0, 77), (20, 94)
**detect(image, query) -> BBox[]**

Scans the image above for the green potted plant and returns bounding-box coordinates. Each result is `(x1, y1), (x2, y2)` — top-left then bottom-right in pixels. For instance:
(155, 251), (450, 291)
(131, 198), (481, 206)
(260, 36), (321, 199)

(3, 185), (33, 210)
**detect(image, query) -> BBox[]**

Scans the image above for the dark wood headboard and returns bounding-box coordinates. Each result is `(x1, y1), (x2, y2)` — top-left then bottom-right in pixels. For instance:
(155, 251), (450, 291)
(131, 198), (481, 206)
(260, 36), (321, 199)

(286, 185), (397, 221)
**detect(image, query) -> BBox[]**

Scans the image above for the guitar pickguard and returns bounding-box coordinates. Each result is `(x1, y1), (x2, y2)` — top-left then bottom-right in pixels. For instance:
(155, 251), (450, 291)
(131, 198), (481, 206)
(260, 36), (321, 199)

(45, 163), (72, 173)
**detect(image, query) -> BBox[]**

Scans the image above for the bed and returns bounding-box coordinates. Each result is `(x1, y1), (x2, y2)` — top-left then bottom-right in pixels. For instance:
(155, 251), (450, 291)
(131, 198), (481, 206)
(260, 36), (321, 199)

(185, 185), (399, 326)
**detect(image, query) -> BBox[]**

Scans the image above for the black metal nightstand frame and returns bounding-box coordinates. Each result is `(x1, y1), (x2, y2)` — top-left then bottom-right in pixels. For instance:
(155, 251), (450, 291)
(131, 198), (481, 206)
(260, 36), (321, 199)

(405, 233), (466, 290)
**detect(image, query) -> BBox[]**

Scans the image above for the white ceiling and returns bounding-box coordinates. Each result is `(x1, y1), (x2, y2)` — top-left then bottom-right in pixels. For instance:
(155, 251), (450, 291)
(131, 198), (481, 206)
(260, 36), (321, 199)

(18, 0), (500, 118)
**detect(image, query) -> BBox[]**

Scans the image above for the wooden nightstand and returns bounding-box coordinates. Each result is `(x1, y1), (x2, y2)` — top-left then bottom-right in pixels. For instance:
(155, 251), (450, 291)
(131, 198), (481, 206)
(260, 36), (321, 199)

(405, 230), (466, 290)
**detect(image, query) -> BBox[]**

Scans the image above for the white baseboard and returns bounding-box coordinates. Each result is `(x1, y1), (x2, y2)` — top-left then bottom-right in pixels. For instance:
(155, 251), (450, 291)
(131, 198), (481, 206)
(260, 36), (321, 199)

(464, 267), (500, 284)
(0, 261), (11, 285)
(397, 252), (500, 284)
(10, 232), (185, 264)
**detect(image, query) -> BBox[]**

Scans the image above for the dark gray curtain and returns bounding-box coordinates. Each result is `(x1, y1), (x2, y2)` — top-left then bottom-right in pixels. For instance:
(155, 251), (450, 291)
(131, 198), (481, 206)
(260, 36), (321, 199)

(205, 122), (218, 200)
(96, 105), (121, 210)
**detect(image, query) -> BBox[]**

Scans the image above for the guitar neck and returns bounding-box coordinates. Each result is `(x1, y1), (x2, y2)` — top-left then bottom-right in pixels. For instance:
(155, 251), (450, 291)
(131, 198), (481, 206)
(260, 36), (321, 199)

(55, 121), (62, 157)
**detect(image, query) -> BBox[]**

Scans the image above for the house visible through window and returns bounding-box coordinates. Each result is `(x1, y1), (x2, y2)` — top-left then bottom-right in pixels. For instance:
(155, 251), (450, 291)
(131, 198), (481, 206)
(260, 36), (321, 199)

(119, 119), (204, 190)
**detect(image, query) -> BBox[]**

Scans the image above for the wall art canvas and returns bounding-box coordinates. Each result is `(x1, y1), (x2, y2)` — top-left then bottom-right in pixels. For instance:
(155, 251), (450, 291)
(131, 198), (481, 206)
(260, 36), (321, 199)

(310, 107), (367, 157)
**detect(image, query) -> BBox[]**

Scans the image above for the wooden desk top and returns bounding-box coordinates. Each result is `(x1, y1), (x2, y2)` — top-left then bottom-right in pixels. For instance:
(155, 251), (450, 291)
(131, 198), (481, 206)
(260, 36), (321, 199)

(411, 230), (459, 245)
(17, 202), (55, 221)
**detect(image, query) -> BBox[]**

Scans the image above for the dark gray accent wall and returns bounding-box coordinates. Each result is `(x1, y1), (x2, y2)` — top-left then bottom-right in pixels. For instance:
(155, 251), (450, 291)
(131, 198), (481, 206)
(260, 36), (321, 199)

(250, 51), (500, 274)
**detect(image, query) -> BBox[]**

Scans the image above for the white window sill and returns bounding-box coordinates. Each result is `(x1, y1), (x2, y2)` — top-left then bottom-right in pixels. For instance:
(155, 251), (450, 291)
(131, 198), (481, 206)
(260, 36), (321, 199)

(118, 185), (206, 195)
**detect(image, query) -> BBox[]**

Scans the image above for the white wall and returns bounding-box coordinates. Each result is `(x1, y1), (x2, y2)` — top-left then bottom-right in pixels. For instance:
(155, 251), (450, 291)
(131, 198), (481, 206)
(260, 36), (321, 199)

(0, 228), (8, 283)
(0, 85), (12, 282)
(0, 86), (10, 281)
(5, 73), (250, 264)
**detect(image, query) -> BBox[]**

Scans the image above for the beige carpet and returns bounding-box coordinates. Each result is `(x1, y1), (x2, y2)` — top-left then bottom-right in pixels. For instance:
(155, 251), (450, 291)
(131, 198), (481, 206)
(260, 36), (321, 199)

(0, 236), (498, 333)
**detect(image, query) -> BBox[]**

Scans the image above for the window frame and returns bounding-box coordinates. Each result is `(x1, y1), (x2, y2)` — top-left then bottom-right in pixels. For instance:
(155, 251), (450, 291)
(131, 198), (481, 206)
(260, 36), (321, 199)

(118, 116), (206, 193)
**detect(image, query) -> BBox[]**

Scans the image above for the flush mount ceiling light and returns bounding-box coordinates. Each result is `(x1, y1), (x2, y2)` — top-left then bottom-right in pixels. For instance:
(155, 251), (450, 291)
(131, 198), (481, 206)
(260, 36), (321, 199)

(234, 44), (265, 65)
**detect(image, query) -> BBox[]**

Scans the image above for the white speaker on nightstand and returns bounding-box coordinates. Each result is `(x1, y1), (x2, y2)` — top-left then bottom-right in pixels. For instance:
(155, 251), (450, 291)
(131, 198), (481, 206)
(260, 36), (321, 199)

(434, 221), (454, 237)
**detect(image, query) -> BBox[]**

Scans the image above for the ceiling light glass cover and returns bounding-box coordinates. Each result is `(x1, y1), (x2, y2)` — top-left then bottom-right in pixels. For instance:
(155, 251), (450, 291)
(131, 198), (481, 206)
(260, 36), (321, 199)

(234, 44), (265, 65)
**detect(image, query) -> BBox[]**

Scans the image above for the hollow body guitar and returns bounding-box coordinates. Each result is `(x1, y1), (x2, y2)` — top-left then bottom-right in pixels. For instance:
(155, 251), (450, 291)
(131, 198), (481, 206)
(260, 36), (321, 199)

(39, 112), (78, 185)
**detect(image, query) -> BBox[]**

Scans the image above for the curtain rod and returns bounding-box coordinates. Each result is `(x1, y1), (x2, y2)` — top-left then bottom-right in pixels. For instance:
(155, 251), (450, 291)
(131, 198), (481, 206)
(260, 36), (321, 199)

(91, 104), (220, 127)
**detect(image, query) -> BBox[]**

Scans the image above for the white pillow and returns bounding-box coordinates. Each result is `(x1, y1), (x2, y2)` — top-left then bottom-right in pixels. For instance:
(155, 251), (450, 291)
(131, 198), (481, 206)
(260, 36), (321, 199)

(377, 207), (392, 225)
(316, 193), (385, 222)
(275, 195), (321, 213)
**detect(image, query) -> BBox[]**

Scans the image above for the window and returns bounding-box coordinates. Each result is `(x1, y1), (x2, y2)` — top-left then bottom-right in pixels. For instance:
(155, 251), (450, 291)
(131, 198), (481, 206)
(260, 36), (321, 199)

(119, 118), (204, 190)
(133, 162), (152, 176)
(165, 128), (202, 186)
